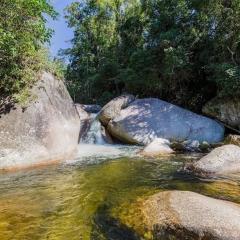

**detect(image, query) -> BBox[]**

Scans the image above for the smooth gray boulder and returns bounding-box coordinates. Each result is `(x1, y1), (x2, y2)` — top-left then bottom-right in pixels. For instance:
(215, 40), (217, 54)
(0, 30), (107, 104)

(107, 98), (224, 145)
(186, 144), (240, 176)
(0, 72), (80, 169)
(140, 191), (240, 240)
(99, 94), (135, 126)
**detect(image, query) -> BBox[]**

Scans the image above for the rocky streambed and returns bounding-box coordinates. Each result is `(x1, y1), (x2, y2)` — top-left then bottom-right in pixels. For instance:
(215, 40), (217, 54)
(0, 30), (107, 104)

(0, 151), (239, 240)
(0, 72), (240, 239)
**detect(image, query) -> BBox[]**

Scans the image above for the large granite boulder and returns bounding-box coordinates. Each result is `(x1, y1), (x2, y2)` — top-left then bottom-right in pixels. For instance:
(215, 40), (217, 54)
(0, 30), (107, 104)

(203, 97), (240, 130)
(107, 98), (224, 145)
(0, 72), (80, 169)
(139, 191), (240, 240)
(99, 94), (135, 126)
(185, 144), (240, 176)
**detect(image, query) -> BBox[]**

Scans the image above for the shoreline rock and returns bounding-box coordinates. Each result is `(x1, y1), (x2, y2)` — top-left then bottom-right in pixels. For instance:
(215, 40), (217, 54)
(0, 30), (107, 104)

(136, 191), (240, 240)
(0, 72), (80, 169)
(185, 144), (240, 176)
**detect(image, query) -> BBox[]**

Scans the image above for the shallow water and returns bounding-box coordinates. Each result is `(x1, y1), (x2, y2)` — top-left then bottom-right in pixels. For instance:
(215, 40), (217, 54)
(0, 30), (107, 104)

(0, 145), (239, 240)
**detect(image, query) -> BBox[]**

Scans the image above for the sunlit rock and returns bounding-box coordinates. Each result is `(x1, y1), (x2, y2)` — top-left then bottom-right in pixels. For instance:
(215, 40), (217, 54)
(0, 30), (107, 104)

(136, 191), (240, 239)
(185, 144), (240, 176)
(0, 72), (80, 169)
(140, 138), (174, 157)
(99, 94), (135, 126)
(107, 98), (224, 145)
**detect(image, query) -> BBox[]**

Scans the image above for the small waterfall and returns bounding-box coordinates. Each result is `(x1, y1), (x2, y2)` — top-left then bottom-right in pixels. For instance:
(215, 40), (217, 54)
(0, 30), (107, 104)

(81, 114), (106, 144)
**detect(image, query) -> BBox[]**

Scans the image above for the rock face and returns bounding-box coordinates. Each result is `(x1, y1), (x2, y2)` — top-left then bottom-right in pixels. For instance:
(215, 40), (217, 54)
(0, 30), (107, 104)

(107, 98), (224, 145)
(186, 144), (240, 176)
(99, 94), (135, 126)
(203, 97), (240, 130)
(140, 191), (240, 240)
(141, 138), (174, 157)
(0, 72), (80, 169)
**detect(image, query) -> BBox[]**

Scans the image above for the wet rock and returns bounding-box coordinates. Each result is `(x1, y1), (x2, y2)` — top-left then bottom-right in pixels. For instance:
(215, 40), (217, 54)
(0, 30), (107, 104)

(101, 126), (114, 144)
(75, 104), (91, 142)
(225, 134), (240, 147)
(140, 191), (240, 240)
(186, 144), (240, 176)
(107, 98), (224, 145)
(140, 138), (174, 157)
(170, 141), (186, 152)
(203, 97), (240, 131)
(0, 72), (80, 169)
(99, 94), (135, 126)
(199, 141), (211, 152)
(182, 140), (200, 151)
(171, 140), (210, 153)
(75, 104), (90, 120)
(80, 104), (102, 113)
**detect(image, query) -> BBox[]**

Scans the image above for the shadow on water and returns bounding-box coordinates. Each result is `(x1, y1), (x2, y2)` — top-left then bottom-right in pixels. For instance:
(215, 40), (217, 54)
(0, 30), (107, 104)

(91, 204), (141, 240)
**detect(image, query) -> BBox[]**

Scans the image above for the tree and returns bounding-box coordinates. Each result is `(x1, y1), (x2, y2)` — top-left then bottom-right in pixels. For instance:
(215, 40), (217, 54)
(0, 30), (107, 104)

(64, 0), (240, 111)
(0, 0), (57, 103)
(63, 0), (143, 104)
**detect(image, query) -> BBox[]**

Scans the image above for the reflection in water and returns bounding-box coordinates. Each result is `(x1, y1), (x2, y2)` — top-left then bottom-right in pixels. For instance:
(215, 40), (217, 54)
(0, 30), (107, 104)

(0, 149), (239, 240)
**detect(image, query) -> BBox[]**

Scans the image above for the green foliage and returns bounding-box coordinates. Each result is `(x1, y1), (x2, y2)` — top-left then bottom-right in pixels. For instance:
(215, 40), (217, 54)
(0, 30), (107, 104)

(64, 0), (240, 110)
(0, 0), (57, 103)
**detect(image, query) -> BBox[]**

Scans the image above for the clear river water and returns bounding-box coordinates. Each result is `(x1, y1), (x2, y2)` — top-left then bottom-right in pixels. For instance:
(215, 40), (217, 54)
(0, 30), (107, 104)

(0, 144), (239, 240)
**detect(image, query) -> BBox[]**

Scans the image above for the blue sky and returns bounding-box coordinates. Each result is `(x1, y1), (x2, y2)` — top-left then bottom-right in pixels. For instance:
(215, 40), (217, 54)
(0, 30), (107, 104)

(47, 0), (76, 57)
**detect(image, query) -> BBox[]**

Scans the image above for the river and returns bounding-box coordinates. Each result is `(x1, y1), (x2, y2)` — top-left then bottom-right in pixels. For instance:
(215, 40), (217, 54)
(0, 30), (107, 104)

(0, 144), (239, 240)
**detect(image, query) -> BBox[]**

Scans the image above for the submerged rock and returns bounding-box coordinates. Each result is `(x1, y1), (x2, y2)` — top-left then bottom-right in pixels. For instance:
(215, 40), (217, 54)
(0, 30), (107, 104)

(203, 97), (240, 130)
(0, 72), (80, 169)
(99, 94), (135, 126)
(139, 191), (240, 240)
(140, 138), (174, 157)
(186, 144), (240, 176)
(107, 98), (224, 145)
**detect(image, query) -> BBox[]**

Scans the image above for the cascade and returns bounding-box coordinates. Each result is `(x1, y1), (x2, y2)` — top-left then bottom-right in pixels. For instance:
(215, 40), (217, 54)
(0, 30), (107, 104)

(81, 114), (106, 144)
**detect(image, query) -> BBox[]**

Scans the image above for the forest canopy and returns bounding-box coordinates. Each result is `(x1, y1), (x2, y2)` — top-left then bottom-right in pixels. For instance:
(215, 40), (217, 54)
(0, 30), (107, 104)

(64, 0), (240, 111)
(1, 0), (240, 111)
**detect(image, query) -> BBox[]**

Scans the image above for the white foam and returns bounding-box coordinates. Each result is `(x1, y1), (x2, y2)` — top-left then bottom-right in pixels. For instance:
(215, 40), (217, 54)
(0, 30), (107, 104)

(66, 144), (141, 165)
